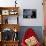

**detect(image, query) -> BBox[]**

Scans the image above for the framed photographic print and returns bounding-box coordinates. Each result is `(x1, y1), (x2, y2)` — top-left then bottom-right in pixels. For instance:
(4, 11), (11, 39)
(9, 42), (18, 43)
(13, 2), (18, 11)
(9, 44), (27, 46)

(2, 10), (9, 15)
(1, 28), (18, 41)
(9, 9), (18, 15)
(23, 9), (37, 18)
(2, 16), (18, 24)
(8, 16), (17, 24)
(1, 28), (13, 41)
(2, 16), (8, 24)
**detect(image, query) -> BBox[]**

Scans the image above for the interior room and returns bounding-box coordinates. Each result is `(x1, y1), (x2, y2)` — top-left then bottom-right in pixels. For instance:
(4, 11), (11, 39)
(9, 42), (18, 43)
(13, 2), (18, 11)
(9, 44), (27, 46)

(0, 0), (45, 46)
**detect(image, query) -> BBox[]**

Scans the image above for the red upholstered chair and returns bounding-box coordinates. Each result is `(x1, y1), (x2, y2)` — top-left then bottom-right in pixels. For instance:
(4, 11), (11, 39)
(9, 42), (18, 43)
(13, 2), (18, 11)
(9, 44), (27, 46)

(21, 28), (41, 46)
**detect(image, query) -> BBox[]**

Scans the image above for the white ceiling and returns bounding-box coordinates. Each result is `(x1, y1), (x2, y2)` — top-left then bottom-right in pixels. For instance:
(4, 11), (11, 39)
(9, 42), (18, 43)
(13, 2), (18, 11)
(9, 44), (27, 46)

(0, 0), (15, 7)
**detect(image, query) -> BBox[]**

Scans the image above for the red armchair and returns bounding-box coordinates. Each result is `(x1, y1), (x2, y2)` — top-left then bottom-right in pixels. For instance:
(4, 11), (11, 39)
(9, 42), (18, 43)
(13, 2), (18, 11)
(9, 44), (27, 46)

(21, 28), (41, 46)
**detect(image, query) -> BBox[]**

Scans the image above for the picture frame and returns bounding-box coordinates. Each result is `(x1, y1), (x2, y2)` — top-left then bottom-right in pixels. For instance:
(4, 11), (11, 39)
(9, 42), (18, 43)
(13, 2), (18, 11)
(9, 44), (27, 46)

(23, 9), (37, 19)
(2, 10), (9, 15)
(1, 28), (18, 41)
(2, 16), (18, 24)
(8, 16), (18, 24)
(1, 28), (13, 41)
(2, 16), (8, 24)
(9, 10), (18, 15)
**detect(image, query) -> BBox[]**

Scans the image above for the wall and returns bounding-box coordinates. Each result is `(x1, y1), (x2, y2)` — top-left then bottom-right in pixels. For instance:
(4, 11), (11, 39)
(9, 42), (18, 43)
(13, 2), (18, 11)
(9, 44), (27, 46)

(0, 0), (44, 26)
(0, 0), (15, 7)
(17, 0), (44, 26)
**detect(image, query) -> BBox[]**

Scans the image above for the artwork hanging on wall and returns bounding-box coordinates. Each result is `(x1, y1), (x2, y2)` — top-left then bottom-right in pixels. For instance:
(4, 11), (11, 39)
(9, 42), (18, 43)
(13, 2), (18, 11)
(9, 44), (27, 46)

(1, 28), (18, 41)
(23, 9), (37, 18)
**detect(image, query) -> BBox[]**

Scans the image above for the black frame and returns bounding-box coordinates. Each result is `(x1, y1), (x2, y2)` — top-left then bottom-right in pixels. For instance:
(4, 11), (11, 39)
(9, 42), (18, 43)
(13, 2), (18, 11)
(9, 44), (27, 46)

(23, 9), (37, 18)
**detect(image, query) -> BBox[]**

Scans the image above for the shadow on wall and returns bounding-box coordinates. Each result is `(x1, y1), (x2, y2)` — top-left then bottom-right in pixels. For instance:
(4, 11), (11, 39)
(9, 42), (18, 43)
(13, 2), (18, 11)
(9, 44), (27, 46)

(18, 26), (43, 44)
